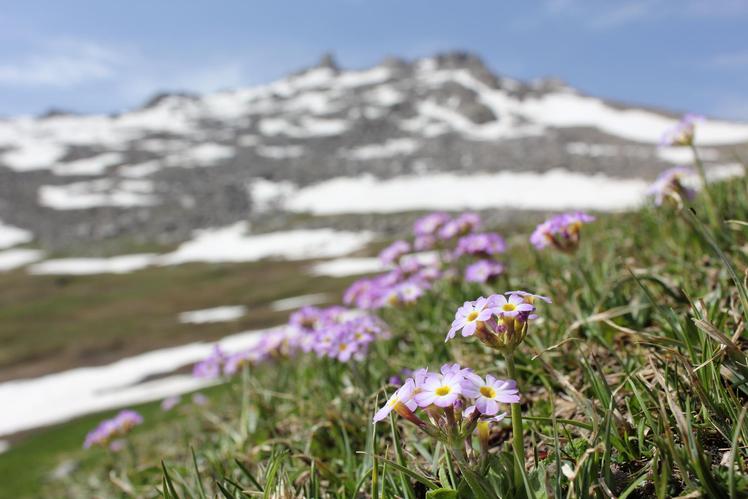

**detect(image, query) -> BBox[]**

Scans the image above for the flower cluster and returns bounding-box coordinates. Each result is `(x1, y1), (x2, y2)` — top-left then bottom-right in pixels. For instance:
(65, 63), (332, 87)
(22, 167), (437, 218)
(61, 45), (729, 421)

(373, 363), (519, 457)
(289, 306), (390, 362)
(344, 212), (508, 307)
(647, 166), (698, 206)
(344, 252), (442, 309)
(193, 307), (389, 378)
(374, 363), (519, 423)
(446, 291), (550, 352)
(660, 113), (703, 147)
(84, 410), (143, 449)
(530, 212), (595, 253)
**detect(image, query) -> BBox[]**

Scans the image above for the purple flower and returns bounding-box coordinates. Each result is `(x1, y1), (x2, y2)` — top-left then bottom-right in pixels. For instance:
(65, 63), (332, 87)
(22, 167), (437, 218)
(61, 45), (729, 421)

(505, 290), (552, 304)
(192, 393), (208, 406)
(530, 212), (595, 252)
(438, 213), (481, 240)
(414, 234), (436, 251)
(113, 410), (143, 431)
(193, 346), (226, 379)
(660, 113), (703, 147)
(373, 378), (417, 423)
(289, 306), (324, 331)
(446, 296), (497, 341)
(463, 374), (520, 415)
(647, 166), (697, 206)
(455, 233), (506, 257)
(464, 260), (505, 283)
(413, 212), (451, 236)
(396, 281), (426, 304)
(161, 396), (181, 412)
(379, 240), (411, 265)
(493, 293), (534, 318)
(84, 410), (143, 449)
(415, 372), (463, 408)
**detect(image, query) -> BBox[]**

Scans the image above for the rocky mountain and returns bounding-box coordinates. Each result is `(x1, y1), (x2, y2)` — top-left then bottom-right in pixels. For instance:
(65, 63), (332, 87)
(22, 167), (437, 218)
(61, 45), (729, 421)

(1, 51), (747, 250)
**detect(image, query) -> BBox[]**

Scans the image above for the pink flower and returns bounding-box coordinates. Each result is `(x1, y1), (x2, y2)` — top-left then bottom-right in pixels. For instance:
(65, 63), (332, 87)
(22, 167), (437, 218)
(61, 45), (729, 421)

(379, 240), (411, 265)
(415, 372), (463, 408)
(446, 296), (497, 340)
(505, 290), (552, 304)
(373, 378), (417, 423)
(493, 293), (534, 318)
(463, 374), (520, 415)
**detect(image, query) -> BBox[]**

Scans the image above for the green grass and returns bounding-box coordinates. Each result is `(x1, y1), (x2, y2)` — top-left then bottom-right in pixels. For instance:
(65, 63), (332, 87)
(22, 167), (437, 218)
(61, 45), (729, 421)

(5, 173), (748, 498)
(0, 258), (354, 380)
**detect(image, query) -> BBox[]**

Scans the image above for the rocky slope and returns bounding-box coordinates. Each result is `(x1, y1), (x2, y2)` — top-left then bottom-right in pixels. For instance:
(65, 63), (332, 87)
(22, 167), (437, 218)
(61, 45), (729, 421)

(1, 51), (747, 250)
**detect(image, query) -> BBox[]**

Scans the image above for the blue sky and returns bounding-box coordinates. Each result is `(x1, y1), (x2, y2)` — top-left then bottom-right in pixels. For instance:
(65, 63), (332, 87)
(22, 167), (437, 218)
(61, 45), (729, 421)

(1, 0), (747, 119)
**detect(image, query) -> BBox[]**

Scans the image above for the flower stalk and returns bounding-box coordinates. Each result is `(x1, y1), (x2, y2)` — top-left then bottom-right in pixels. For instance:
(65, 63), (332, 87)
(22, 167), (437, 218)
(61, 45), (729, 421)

(505, 351), (526, 487)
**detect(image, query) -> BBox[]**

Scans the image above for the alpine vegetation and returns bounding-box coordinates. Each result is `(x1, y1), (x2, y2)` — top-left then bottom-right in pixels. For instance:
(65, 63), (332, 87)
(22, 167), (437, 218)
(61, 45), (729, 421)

(52, 115), (748, 499)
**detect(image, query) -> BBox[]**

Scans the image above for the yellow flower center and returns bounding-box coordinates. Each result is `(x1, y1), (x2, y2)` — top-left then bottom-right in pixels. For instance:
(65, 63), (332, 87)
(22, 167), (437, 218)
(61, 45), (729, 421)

(502, 303), (516, 312)
(466, 311), (479, 322)
(338, 343), (347, 352)
(479, 386), (497, 398)
(435, 386), (451, 396)
(387, 396), (399, 408)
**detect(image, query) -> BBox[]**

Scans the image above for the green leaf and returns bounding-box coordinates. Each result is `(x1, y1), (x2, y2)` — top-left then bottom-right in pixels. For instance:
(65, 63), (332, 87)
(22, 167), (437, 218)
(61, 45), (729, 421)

(426, 487), (459, 499)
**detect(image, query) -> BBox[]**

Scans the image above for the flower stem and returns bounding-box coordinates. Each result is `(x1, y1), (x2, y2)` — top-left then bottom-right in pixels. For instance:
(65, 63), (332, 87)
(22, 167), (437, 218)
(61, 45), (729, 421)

(690, 143), (720, 227)
(505, 352), (525, 488)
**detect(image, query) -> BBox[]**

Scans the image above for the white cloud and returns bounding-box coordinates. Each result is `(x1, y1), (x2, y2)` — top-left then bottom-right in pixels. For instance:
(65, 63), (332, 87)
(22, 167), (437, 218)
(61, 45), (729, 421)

(542, 0), (748, 28)
(0, 39), (120, 87)
(709, 50), (748, 69)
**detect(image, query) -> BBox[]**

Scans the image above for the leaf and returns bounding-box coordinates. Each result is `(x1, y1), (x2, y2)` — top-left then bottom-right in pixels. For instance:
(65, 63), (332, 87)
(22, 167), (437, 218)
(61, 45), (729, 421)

(425, 487), (459, 499)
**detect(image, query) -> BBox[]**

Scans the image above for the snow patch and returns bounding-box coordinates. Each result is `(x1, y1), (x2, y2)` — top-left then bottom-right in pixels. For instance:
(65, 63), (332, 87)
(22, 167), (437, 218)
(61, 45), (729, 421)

(270, 293), (329, 311)
(309, 257), (383, 277)
(0, 249), (44, 271)
(342, 138), (419, 160)
(1, 141), (67, 171)
(248, 178), (297, 212)
(282, 170), (650, 214)
(161, 223), (373, 265)
(30, 254), (158, 275)
(0, 328), (280, 435)
(256, 145), (305, 159)
(39, 179), (157, 210)
(179, 305), (247, 324)
(0, 221), (33, 249)
(52, 152), (124, 176)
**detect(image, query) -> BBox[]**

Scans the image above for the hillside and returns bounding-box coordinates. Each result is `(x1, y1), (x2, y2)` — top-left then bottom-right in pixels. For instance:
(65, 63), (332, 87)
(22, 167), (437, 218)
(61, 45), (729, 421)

(1, 52), (748, 252)
(2, 162), (747, 497)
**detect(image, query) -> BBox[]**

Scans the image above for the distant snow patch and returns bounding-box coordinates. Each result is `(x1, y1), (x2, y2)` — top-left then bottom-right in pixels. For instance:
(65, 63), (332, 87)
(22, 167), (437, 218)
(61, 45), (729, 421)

(309, 257), (383, 277)
(0, 249), (44, 271)
(342, 138), (419, 160)
(0, 221), (33, 249)
(1, 141), (67, 171)
(118, 160), (161, 178)
(270, 293), (329, 311)
(165, 143), (234, 167)
(248, 178), (296, 212)
(30, 254), (158, 275)
(161, 222), (373, 265)
(0, 327), (279, 435)
(657, 146), (719, 164)
(39, 179), (157, 210)
(282, 170), (650, 214)
(179, 305), (247, 324)
(0, 440), (8, 454)
(256, 144), (305, 159)
(52, 152), (124, 176)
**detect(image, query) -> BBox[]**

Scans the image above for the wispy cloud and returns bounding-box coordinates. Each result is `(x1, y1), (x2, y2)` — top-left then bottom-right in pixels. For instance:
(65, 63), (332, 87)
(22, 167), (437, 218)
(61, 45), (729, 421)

(708, 50), (748, 69)
(0, 39), (121, 87)
(542, 0), (748, 29)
